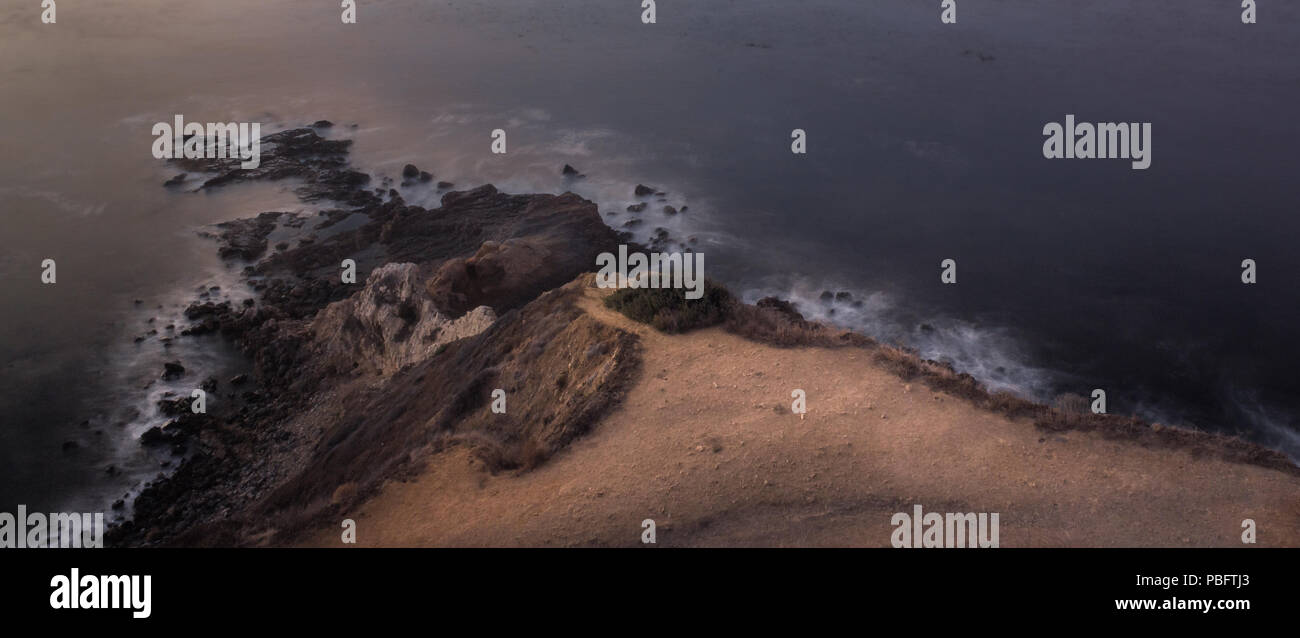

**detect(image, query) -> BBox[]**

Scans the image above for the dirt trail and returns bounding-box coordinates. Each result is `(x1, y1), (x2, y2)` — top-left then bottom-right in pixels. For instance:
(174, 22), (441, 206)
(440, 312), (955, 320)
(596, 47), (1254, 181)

(301, 285), (1300, 547)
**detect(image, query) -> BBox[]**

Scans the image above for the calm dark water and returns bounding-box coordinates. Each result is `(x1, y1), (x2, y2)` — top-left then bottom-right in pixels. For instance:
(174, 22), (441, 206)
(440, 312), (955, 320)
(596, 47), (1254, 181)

(1, 0), (1297, 513)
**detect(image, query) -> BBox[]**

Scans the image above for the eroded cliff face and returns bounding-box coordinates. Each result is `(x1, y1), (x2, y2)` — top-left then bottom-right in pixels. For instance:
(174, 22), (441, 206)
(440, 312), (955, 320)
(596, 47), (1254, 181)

(312, 262), (497, 377)
(253, 279), (642, 544)
(111, 127), (638, 546)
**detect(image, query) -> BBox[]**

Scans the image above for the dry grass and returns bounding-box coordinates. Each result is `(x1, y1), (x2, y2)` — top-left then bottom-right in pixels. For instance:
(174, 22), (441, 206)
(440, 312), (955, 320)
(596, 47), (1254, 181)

(872, 345), (923, 379)
(454, 432), (551, 472)
(709, 283), (1299, 477)
(725, 297), (876, 348)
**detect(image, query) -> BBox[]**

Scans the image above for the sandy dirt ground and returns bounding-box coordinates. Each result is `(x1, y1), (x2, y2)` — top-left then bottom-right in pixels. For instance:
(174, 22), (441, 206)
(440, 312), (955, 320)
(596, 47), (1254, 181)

(301, 286), (1300, 547)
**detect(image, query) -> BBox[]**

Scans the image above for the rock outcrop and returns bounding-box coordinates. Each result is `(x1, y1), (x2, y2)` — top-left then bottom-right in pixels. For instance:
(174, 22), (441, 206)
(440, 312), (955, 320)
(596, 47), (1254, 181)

(109, 126), (634, 547)
(313, 263), (497, 377)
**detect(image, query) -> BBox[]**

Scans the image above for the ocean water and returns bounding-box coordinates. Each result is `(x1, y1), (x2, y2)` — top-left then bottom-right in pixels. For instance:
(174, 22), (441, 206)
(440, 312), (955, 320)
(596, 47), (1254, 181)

(1, 0), (1297, 514)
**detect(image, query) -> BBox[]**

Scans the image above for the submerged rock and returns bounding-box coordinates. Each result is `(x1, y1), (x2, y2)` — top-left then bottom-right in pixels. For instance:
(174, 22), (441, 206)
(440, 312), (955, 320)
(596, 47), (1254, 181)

(174, 128), (376, 207)
(212, 212), (281, 261)
(161, 361), (185, 380)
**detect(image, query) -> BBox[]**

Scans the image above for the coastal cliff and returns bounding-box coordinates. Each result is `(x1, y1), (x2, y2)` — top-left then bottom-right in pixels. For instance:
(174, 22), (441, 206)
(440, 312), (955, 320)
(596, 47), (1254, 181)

(110, 127), (1300, 547)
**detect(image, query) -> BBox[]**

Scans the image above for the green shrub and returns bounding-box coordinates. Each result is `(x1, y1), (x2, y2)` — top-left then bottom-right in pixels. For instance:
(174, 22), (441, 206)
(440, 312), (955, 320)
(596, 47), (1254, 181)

(603, 279), (735, 333)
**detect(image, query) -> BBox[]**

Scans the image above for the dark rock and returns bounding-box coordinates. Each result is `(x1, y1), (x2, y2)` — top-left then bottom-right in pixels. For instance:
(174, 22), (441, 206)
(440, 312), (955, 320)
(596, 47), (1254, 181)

(418, 171), (433, 183)
(139, 427), (168, 446)
(163, 174), (187, 187)
(402, 164), (420, 179)
(756, 297), (809, 325)
(181, 317), (219, 336)
(184, 301), (230, 320)
(663, 206), (678, 215)
(649, 227), (671, 251)
(627, 203), (647, 213)
(162, 361), (186, 380)
(311, 120), (333, 128)
(162, 413), (207, 438)
(634, 184), (656, 197)
(437, 181), (454, 190)
(213, 212), (281, 261)
(157, 396), (192, 417)
(177, 128), (375, 207)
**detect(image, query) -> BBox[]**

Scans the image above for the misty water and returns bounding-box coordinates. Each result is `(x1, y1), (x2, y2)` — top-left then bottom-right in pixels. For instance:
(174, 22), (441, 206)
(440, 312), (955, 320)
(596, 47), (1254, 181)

(2, 0), (1297, 515)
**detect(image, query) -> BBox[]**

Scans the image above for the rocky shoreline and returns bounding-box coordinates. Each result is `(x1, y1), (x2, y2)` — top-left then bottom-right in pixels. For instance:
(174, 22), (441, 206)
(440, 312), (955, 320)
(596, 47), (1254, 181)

(110, 126), (645, 545)
(107, 124), (1299, 547)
